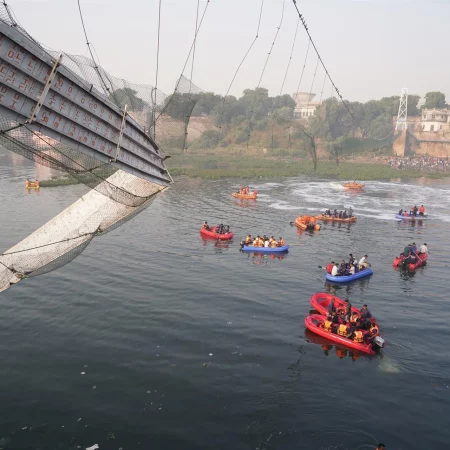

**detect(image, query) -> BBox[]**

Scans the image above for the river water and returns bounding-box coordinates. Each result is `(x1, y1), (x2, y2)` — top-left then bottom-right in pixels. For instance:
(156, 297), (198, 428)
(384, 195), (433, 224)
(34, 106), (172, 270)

(0, 154), (449, 450)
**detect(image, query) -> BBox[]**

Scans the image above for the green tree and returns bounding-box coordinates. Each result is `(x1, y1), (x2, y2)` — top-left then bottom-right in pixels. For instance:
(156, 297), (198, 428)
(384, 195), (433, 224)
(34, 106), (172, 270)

(110, 88), (146, 112)
(422, 91), (447, 109)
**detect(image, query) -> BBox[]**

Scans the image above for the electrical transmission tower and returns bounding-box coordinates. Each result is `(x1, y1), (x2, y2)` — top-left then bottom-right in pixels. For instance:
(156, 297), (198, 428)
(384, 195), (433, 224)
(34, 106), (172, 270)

(395, 88), (408, 131)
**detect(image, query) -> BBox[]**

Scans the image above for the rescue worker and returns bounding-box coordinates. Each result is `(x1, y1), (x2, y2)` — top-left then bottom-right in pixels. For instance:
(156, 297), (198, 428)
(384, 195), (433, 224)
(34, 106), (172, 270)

(360, 304), (372, 329)
(326, 261), (335, 274)
(327, 298), (336, 315)
(337, 320), (349, 337)
(331, 263), (339, 276)
(344, 299), (352, 321)
(358, 255), (369, 270)
(350, 311), (359, 326)
(353, 326), (364, 343)
(323, 316), (333, 332)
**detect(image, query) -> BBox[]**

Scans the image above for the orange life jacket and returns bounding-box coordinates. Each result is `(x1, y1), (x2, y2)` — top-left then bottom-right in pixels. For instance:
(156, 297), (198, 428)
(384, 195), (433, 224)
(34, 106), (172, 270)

(270, 241), (278, 248)
(279, 239), (285, 247)
(324, 320), (333, 332)
(354, 330), (364, 343)
(419, 206), (425, 213)
(350, 313), (359, 324)
(370, 324), (379, 335)
(337, 324), (348, 336)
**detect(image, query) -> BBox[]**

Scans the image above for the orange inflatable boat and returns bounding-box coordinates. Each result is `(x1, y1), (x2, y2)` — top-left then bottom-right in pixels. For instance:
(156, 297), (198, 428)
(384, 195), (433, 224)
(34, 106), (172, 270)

(232, 192), (257, 200)
(294, 215), (321, 231)
(343, 182), (364, 190)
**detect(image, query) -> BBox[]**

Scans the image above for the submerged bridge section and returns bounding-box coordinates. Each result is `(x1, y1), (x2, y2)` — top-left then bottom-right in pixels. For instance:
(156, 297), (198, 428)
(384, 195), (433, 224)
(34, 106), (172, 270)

(0, 20), (170, 186)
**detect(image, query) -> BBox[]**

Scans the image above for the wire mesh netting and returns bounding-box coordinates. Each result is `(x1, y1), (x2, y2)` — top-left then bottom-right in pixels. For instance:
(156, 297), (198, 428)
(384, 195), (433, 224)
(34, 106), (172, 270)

(0, 1), (203, 292)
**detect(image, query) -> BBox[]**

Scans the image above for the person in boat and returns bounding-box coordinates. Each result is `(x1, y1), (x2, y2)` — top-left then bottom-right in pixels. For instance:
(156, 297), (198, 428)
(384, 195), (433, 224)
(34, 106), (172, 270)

(343, 210), (348, 218)
(333, 209), (338, 217)
(349, 207), (353, 217)
(203, 221), (209, 230)
(419, 243), (428, 254)
(277, 237), (285, 247)
(375, 444), (386, 450)
(264, 238), (270, 248)
(331, 263), (339, 276)
(403, 210), (409, 217)
(360, 304), (372, 329)
(338, 211), (342, 218)
(326, 261), (335, 273)
(413, 205), (418, 216)
(353, 326), (364, 343)
(349, 311), (359, 328)
(323, 316), (333, 332)
(344, 299), (352, 321)
(338, 259), (347, 275)
(398, 208), (403, 215)
(403, 244), (411, 257)
(348, 263), (356, 276)
(410, 242), (417, 253)
(327, 297), (336, 315)
(358, 255), (369, 270)
(245, 235), (252, 245)
(419, 205), (425, 216)
(337, 320), (350, 338)
(270, 238), (278, 248)
(349, 254), (355, 265)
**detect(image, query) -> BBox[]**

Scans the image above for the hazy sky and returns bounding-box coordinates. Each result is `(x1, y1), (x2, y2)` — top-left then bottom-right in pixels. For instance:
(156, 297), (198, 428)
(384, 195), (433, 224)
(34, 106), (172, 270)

(9, 0), (450, 102)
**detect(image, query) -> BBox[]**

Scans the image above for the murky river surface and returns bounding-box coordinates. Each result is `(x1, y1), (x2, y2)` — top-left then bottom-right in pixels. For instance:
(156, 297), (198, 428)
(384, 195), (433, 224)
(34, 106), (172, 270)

(1, 154), (449, 449)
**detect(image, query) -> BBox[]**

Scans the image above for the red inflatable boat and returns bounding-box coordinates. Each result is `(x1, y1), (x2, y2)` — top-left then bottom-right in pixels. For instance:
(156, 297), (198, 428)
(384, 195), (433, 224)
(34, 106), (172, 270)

(310, 292), (365, 317)
(200, 226), (233, 240)
(305, 314), (379, 355)
(393, 253), (427, 272)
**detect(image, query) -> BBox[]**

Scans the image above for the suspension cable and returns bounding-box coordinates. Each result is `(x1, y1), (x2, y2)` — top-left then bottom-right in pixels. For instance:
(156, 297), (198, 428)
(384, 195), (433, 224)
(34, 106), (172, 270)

(216, 0), (265, 128)
(291, 0), (363, 131)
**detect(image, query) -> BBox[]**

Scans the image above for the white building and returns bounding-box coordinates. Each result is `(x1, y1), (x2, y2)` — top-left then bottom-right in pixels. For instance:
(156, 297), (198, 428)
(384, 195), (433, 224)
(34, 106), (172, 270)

(292, 92), (321, 120)
(421, 108), (449, 132)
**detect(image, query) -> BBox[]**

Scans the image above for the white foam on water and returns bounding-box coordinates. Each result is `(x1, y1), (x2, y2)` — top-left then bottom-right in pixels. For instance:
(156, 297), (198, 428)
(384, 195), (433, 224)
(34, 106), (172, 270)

(377, 357), (402, 374)
(268, 202), (299, 211)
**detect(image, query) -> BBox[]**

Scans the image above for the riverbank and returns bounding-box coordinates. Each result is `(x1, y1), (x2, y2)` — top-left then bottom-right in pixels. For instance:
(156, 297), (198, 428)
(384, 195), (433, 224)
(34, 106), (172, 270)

(167, 154), (449, 181)
(37, 155), (449, 187)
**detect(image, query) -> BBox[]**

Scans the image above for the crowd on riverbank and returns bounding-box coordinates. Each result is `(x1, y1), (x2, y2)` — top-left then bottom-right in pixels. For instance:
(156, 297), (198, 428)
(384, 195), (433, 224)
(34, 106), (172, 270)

(385, 156), (449, 172)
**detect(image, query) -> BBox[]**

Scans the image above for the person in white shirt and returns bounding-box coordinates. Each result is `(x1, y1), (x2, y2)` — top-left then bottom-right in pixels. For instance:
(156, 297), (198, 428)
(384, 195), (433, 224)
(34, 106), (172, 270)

(331, 263), (339, 276)
(419, 243), (428, 254)
(349, 264), (356, 275)
(359, 255), (369, 270)
(264, 240), (270, 248)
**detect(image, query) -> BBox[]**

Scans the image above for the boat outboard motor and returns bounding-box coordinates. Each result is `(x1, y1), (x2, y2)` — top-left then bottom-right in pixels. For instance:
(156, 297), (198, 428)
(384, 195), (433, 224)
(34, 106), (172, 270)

(240, 241), (245, 250)
(372, 336), (385, 350)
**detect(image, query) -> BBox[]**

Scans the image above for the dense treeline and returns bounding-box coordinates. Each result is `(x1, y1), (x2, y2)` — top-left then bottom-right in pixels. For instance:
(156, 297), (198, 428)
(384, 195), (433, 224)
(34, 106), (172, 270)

(111, 86), (448, 166)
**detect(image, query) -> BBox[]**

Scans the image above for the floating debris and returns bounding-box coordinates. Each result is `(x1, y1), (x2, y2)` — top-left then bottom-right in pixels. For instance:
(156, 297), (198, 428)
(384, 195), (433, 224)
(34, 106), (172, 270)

(81, 372), (86, 375)
(209, 353), (213, 356)
(86, 445), (99, 450)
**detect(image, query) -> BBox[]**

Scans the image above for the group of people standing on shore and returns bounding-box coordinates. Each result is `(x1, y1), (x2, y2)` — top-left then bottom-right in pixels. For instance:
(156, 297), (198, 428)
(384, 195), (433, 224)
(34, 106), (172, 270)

(323, 208), (354, 218)
(326, 254), (369, 277)
(244, 235), (285, 248)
